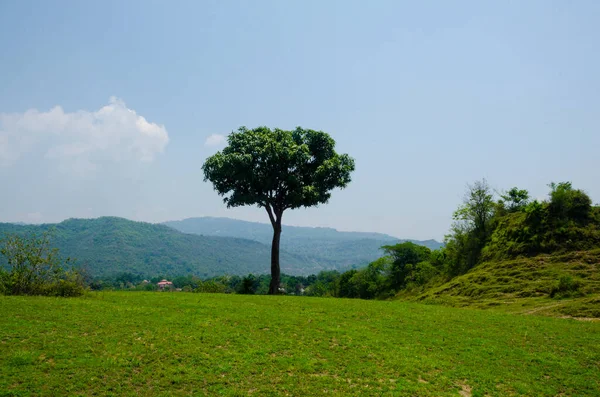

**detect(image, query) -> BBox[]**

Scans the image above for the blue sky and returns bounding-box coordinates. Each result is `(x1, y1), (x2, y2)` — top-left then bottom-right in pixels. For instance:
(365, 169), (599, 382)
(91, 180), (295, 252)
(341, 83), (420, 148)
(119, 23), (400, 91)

(0, 0), (598, 240)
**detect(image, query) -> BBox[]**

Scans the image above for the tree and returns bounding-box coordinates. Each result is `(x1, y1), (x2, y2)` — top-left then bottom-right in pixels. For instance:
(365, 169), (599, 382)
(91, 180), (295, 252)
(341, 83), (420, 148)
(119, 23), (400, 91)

(500, 187), (530, 212)
(548, 182), (592, 224)
(445, 179), (496, 274)
(237, 274), (257, 294)
(382, 242), (431, 289)
(338, 269), (359, 298)
(454, 179), (495, 239)
(0, 231), (85, 296)
(202, 126), (355, 294)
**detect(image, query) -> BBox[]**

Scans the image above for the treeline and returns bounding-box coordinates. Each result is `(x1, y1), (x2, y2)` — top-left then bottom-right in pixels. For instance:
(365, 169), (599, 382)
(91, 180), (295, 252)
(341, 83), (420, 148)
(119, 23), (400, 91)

(446, 181), (599, 272)
(89, 271), (343, 295)
(88, 241), (443, 299)
(328, 180), (600, 299)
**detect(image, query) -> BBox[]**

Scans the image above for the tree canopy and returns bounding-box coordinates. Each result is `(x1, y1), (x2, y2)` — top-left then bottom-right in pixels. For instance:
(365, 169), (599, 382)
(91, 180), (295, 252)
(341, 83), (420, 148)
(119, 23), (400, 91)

(202, 127), (354, 212)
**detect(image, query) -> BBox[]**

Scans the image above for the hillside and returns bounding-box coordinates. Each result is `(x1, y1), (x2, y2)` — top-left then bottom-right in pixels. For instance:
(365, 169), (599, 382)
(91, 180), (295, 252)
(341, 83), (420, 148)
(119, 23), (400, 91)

(163, 216), (400, 242)
(163, 217), (443, 268)
(408, 249), (600, 318)
(0, 217), (322, 277)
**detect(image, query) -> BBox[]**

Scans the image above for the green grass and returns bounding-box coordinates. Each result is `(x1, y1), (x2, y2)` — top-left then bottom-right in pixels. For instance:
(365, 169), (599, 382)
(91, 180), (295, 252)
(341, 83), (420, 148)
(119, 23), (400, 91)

(410, 249), (600, 318)
(1, 292), (599, 396)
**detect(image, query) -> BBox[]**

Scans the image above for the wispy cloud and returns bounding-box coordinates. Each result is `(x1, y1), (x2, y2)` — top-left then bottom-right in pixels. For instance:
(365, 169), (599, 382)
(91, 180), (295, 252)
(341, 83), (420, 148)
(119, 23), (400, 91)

(204, 133), (226, 147)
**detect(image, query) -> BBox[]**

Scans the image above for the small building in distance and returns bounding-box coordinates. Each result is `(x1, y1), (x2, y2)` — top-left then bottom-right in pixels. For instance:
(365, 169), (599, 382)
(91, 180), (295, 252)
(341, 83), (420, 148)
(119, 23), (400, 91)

(157, 279), (173, 290)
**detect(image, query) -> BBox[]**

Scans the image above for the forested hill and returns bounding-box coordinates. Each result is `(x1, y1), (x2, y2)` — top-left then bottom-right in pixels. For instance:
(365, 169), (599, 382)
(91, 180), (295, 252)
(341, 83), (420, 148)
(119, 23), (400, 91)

(0, 217), (321, 277)
(163, 216), (400, 242)
(163, 217), (443, 268)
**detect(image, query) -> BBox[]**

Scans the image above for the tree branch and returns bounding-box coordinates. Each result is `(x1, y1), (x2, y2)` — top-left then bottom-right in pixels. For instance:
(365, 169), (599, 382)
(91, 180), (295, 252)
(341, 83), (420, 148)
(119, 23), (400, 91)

(265, 203), (276, 227)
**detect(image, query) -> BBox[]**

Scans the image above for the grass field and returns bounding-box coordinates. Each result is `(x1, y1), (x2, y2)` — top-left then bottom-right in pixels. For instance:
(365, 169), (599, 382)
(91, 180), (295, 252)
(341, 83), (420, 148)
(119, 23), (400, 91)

(1, 292), (599, 396)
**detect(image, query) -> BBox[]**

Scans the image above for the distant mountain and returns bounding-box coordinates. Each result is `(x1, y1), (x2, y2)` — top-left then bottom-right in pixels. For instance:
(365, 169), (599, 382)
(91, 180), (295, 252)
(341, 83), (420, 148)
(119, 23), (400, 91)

(0, 216), (443, 278)
(163, 217), (444, 269)
(0, 217), (322, 277)
(164, 216), (401, 241)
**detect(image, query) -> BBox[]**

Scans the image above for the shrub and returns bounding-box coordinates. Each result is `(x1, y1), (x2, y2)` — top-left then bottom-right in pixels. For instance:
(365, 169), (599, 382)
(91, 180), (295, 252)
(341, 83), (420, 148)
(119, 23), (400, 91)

(549, 275), (583, 298)
(0, 232), (86, 297)
(195, 280), (227, 293)
(237, 274), (257, 294)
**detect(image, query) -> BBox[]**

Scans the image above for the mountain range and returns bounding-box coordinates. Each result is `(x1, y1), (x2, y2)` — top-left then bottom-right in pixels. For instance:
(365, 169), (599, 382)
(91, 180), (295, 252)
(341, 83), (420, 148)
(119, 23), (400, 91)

(0, 216), (442, 278)
(164, 217), (442, 268)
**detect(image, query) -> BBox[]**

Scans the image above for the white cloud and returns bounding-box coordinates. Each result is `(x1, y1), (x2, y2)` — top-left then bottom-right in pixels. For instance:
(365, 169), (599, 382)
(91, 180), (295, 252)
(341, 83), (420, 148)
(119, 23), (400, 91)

(0, 97), (169, 170)
(204, 133), (226, 147)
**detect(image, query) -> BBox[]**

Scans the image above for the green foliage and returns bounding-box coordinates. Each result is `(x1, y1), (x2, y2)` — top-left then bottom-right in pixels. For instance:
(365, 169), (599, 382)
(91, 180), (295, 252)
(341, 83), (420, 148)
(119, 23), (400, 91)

(500, 187), (530, 212)
(0, 232), (85, 297)
(202, 127), (355, 210)
(2, 292), (599, 396)
(337, 269), (358, 298)
(0, 217), (316, 278)
(548, 182), (593, 224)
(445, 179), (496, 274)
(443, 180), (599, 276)
(0, 217), (442, 281)
(550, 275), (583, 299)
(237, 274), (257, 294)
(334, 179), (600, 305)
(357, 257), (395, 299)
(202, 126), (355, 294)
(195, 280), (227, 293)
(453, 179), (495, 236)
(164, 217), (446, 271)
(484, 183), (600, 261)
(305, 270), (340, 297)
(383, 242), (432, 289)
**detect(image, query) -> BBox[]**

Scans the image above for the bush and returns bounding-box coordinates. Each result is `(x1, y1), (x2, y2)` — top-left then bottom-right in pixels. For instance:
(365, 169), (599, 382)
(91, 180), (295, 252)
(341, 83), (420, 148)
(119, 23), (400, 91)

(550, 275), (583, 298)
(237, 274), (257, 294)
(43, 271), (87, 297)
(195, 280), (227, 293)
(0, 232), (86, 297)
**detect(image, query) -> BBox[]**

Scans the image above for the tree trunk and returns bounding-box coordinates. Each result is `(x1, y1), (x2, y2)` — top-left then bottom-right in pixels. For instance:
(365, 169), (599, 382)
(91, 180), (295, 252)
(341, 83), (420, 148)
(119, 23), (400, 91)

(268, 217), (282, 295)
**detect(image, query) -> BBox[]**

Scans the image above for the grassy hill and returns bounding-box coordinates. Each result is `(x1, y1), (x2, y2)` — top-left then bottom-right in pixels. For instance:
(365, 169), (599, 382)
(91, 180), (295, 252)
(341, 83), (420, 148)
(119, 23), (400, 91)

(1, 292), (598, 396)
(164, 217), (443, 269)
(0, 217), (323, 277)
(407, 249), (600, 318)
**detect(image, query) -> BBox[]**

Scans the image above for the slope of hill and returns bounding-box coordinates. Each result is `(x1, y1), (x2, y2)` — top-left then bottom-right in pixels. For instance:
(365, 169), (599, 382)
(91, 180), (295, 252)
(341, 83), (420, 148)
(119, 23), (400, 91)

(0, 217), (321, 277)
(163, 217), (443, 269)
(163, 216), (400, 242)
(408, 249), (600, 318)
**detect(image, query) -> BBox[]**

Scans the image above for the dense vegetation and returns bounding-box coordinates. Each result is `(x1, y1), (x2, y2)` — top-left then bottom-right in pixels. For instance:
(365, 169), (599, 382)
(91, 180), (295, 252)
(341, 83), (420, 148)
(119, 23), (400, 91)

(0, 217), (321, 278)
(89, 270), (344, 297)
(0, 217), (439, 280)
(315, 180), (600, 303)
(165, 217), (442, 269)
(0, 231), (85, 297)
(186, 181), (596, 305)
(2, 292), (598, 396)
(446, 181), (600, 274)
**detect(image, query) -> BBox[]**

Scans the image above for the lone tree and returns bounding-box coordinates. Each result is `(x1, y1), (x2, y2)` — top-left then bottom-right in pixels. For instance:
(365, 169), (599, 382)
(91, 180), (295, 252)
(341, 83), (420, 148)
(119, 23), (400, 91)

(202, 126), (355, 294)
